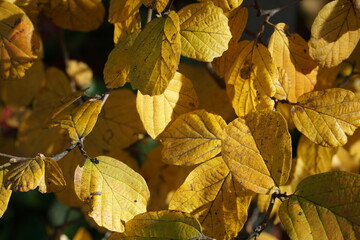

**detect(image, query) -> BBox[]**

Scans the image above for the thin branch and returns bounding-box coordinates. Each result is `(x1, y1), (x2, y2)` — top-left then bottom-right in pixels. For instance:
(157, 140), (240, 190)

(101, 88), (112, 107)
(51, 142), (79, 161)
(203, 62), (226, 89)
(146, 8), (153, 23)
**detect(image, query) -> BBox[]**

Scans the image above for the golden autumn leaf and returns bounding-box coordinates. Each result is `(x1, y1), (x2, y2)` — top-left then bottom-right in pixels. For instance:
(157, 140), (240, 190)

(85, 89), (145, 150)
(104, 31), (140, 89)
(291, 88), (360, 147)
(178, 1), (232, 62)
(290, 135), (337, 189)
(198, 0), (243, 12)
(140, 145), (192, 211)
(4, 154), (45, 192)
(178, 63), (235, 121)
(38, 157), (66, 193)
(109, 210), (211, 240)
(268, 23), (318, 103)
(108, 0), (142, 23)
(50, 99), (102, 143)
(130, 11), (181, 95)
(113, 13), (141, 44)
(0, 167), (12, 218)
(0, 59), (45, 107)
(212, 6), (248, 78)
(225, 40), (277, 116)
(73, 227), (92, 240)
(309, 0), (360, 67)
(0, 1), (41, 79)
(169, 157), (252, 240)
(160, 110), (227, 166)
(279, 171), (360, 240)
(66, 60), (93, 88)
(74, 156), (149, 232)
(142, 0), (169, 13)
(44, 0), (105, 32)
(136, 72), (198, 139)
(222, 110), (292, 194)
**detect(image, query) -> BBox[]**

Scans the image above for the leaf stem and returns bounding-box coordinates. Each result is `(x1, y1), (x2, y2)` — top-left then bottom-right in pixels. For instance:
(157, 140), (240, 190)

(146, 8), (153, 23)
(51, 142), (80, 161)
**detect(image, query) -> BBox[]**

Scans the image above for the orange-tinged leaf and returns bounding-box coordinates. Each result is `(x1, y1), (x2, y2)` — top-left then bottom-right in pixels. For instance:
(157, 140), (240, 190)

(142, 0), (169, 12)
(160, 110), (227, 166)
(108, 0), (142, 23)
(38, 157), (66, 193)
(279, 171), (360, 240)
(169, 157), (252, 240)
(136, 72), (198, 139)
(130, 11), (181, 95)
(198, 0), (243, 12)
(44, 0), (105, 31)
(85, 89), (145, 149)
(0, 167), (12, 218)
(268, 23), (318, 102)
(222, 110), (292, 194)
(4, 154), (45, 192)
(74, 156), (150, 232)
(212, 6), (248, 78)
(0, 1), (40, 79)
(51, 99), (102, 143)
(290, 135), (337, 189)
(291, 88), (360, 147)
(104, 31), (140, 89)
(178, 1), (232, 62)
(66, 60), (93, 88)
(0, 59), (45, 107)
(109, 210), (210, 240)
(309, 0), (360, 67)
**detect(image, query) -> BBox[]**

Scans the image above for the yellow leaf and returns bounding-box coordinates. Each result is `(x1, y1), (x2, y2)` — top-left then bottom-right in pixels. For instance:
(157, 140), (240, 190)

(113, 13), (141, 44)
(291, 88), (360, 147)
(50, 99), (102, 143)
(109, 210), (208, 240)
(212, 6), (248, 78)
(279, 171), (360, 240)
(0, 167), (12, 218)
(169, 157), (252, 240)
(222, 110), (292, 194)
(4, 154), (45, 192)
(0, 1), (41, 79)
(44, 0), (105, 31)
(130, 11), (181, 95)
(160, 109), (227, 166)
(198, 0), (243, 12)
(140, 145), (192, 211)
(268, 23), (319, 102)
(66, 60), (93, 88)
(249, 232), (278, 240)
(73, 227), (92, 240)
(0, 60), (45, 107)
(142, 0), (169, 13)
(74, 156), (150, 232)
(225, 40), (278, 116)
(290, 135), (337, 189)
(49, 90), (86, 120)
(38, 157), (66, 193)
(136, 72), (198, 139)
(309, 0), (360, 67)
(178, 1), (232, 62)
(178, 63), (235, 121)
(85, 89), (145, 149)
(108, 0), (142, 23)
(104, 31), (140, 89)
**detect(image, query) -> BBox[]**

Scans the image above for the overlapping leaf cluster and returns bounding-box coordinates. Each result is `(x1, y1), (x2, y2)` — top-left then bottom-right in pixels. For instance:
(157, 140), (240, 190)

(0, 0), (360, 239)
